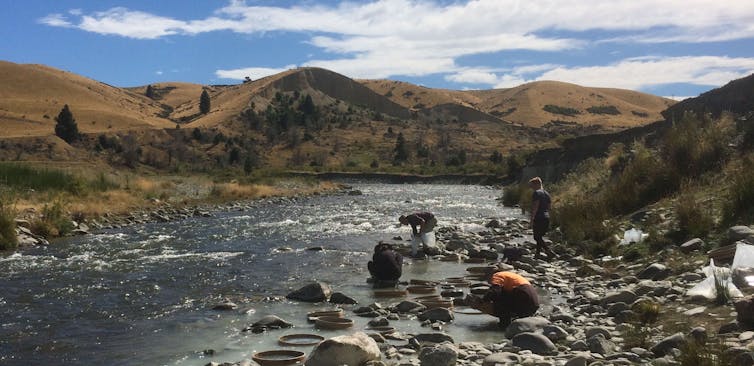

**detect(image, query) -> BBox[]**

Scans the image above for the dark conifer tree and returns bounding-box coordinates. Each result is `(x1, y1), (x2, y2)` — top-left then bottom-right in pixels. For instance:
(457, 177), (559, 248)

(145, 84), (155, 99)
(393, 132), (409, 164)
(200, 89), (211, 114)
(54, 104), (80, 143)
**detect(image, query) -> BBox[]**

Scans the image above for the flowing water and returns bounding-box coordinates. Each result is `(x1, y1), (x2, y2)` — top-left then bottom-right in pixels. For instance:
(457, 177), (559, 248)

(0, 183), (526, 366)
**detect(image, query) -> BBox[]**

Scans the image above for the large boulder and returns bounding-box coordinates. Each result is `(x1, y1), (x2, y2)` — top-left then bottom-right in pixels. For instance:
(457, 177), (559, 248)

(287, 282), (332, 302)
(305, 332), (380, 366)
(418, 342), (457, 366)
(730, 226), (754, 243)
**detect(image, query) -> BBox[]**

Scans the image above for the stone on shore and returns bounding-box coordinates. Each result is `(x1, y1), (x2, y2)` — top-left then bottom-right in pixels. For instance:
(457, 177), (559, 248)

(482, 352), (520, 366)
(305, 332), (380, 366)
(418, 342), (457, 366)
(329, 292), (358, 305)
(413, 333), (455, 345)
(505, 316), (550, 338)
(729, 226), (754, 242)
(650, 333), (686, 357)
(418, 308), (454, 322)
(243, 315), (292, 333)
(511, 332), (557, 355)
(680, 238), (704, 253)
(637, 263), (670, 280)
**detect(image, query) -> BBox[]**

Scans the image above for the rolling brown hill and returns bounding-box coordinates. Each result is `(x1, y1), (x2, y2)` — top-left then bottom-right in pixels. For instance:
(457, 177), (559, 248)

(361, 79), (675, 130)
(0, 62), (678, 173)
(0, 61), (175, 138)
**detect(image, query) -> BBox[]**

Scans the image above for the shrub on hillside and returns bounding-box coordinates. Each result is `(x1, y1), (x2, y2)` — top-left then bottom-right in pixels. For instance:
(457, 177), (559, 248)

(662, 114), (733, 178)
(723, 156), (754, 224)
(586, 105), (621, 115)
(0, 191), (18, 250)
(543, 104), (580, 116)
(675, 192), (714, 240)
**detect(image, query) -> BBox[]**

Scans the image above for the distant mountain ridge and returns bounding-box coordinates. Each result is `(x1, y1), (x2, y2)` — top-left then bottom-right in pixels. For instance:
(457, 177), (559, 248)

(0, 61), (673, 139)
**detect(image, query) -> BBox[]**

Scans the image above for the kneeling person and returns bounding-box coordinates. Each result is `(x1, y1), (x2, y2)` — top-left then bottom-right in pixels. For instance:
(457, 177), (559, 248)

(368, 243), (403, 285)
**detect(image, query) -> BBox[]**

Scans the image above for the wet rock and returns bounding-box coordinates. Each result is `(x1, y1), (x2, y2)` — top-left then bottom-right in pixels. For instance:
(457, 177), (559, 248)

(329, 292), (357, 305)
(286, 282), (332, 302)
(418, 308), (453, 322)
(212, 300), (238, 311)
(485, 219), (502, 228)
(418, 342), (457, 366)
(243, 315), (292, 333)
(413, 333), (455, 346)
(394, 301), (426, 313)
(305, 332), (380, 366)
(511, 332), (557, 355)
(306, 246), (324, 251)
(368, 317), (389, 327)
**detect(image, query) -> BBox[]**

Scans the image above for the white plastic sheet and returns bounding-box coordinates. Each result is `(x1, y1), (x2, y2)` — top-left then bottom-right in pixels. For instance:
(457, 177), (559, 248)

(619, 228), (648, 245)
(686, 258), (744, 300)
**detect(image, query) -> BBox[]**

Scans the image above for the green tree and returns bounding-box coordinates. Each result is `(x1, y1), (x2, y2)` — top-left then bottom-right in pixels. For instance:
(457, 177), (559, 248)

(393, 132), (409, 164)
(54, 104), (80, 143)
(200, 89), (211, 114)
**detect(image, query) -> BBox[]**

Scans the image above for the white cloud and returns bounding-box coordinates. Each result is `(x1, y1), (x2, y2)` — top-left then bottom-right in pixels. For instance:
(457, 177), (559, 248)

(38, 14), (72, 27)
(39, 1), (754, 85)
(155, 70), (163, 75)
(536, 56), (754, 89)
(215, 65), (297, 80)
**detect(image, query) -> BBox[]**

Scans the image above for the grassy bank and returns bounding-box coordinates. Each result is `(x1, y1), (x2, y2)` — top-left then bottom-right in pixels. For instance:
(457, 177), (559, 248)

(0, 162), (340, 249)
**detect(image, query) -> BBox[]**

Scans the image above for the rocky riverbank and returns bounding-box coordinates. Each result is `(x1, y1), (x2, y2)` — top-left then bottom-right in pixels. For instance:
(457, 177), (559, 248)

(210, 218), (754, 366)
(11, 182), (355, 249)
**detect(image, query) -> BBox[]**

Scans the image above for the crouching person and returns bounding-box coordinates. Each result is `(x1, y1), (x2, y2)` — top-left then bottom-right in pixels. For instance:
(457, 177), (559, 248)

(470, 271), (539, 328)
(367, 243), (403, 287)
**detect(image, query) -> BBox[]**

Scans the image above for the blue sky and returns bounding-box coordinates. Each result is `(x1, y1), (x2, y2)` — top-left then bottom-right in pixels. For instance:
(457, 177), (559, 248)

(2, 0), (754, 99)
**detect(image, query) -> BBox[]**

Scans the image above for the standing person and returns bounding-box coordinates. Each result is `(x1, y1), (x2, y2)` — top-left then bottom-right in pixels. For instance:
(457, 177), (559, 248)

(398, 212), (437, 256)
(367, 243), (403, 286)
(469, 271), (539, 328)
(529, 177), (556, 260)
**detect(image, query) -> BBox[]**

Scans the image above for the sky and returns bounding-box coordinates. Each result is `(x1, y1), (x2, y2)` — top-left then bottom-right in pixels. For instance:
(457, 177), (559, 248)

(3, 0), (754, 99)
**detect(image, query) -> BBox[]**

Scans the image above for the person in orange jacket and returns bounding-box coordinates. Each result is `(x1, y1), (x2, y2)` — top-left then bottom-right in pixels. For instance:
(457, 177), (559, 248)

(470, 271), (539, 327)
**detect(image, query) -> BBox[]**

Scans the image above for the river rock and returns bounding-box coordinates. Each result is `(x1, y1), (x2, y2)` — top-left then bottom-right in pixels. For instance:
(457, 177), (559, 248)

(602, 290), (638, 305)
(587, 334), (616, 355)
(637, 263), (670, 280)
(413, 333), (455, 345)
(505, 316), (550, 338)
(212, 300), (238, 310)
(650, 333), (686, 357)
(511, 332), (557, 355)
(419, 342), (457, 366)
(565, 354), (592, 366)
(543, 324), (569, 341)
(329, 292), (357, 305)
(395, 301), (426, 313)
(286, 282), (332, 302)
(730, 226), (754, 243)
(586, 326), (613, 339)
(305, 332), (380, 366)
(482, 352), (521, 366)
(418, 308), (454, 322)
(680, 238), (704, 253)
(243, 315), (292, 333)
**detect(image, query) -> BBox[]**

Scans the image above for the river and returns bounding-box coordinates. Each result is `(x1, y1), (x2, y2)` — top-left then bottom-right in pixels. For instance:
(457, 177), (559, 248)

(0, 183), (523, 365)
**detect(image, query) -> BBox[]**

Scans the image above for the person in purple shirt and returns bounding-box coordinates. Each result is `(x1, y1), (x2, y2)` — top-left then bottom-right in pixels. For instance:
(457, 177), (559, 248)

(529, 177), (556, 260)
(399, 212), (437, 256)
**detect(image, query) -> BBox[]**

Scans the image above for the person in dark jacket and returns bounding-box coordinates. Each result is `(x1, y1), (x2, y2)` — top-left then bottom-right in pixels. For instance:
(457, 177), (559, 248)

(367, 243), (403, 285)
(469, 271), (539, 328)
(529, 177), (556, 260)
(399, 212), (437, 256)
